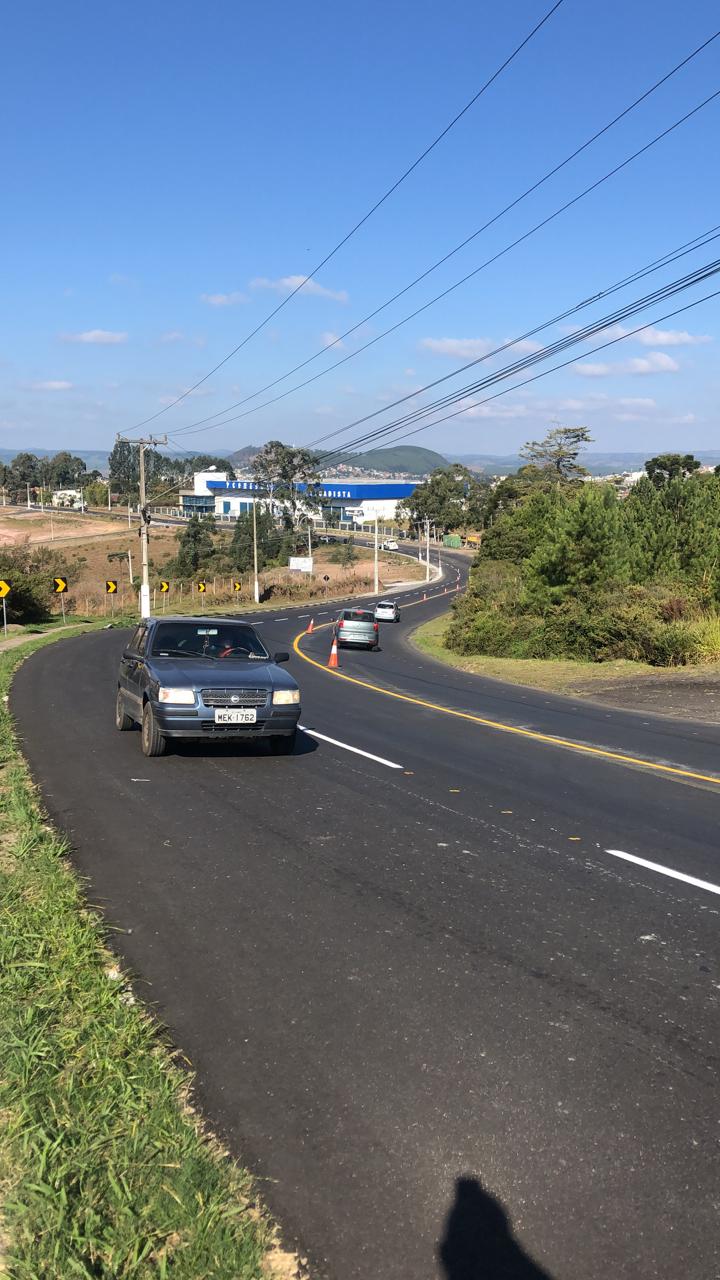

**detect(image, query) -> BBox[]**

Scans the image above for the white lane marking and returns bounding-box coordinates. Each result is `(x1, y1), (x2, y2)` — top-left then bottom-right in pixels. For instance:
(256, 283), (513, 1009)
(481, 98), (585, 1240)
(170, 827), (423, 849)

(605, 849), (720, 897)
(131, 778), (151, 783)
(273, 617), (288, 622)
(298, 725), (403, 769)
(298, 614), (310, 618)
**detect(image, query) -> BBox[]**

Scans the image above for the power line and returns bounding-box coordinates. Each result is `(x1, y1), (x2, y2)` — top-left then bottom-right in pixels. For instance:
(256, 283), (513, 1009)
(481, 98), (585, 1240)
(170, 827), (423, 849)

(355, 285), (720, 458)
(124, 0), (566, 433)
(305, 224), (720, 455)
(169, 29), (720, 442)
(314, 258), (720, 461)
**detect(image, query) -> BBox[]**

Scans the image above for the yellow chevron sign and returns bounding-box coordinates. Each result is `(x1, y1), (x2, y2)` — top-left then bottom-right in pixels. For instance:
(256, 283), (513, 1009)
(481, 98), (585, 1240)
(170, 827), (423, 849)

(233, 580), (241, 592)
(53, 577), (68, 594)
(106, 580), (117, 594)
(160, 581), (170, 593)
(0, 581), (10, 598)
(197, 581), (206, 593)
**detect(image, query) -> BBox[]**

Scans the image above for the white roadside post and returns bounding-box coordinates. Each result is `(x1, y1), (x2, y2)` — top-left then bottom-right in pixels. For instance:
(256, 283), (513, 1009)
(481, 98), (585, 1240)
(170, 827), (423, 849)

(252, 497), (260, 604)
(425, 518), (431, 582)
(138, 443), (151, 618)
(374, 515), (379, 596)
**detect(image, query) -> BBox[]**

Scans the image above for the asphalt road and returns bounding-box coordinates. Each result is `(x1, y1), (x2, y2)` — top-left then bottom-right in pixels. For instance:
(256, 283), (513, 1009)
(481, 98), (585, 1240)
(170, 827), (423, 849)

(11, 552), (720, 1280)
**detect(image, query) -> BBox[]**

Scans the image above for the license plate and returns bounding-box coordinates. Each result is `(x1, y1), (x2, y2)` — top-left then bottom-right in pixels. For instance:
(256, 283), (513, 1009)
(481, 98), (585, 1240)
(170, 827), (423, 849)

(214, 708), (257, 724)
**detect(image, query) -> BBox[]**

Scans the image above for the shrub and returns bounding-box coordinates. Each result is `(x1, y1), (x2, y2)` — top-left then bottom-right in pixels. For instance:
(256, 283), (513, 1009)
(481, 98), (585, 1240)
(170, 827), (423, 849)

(689, 615), (720, 662)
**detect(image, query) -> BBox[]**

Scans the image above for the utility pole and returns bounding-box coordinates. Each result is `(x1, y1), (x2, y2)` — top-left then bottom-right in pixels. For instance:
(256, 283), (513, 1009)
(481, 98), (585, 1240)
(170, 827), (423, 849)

(252, 497), (260, 604)
(26, 482), (31, 510)
(425, 518), (431, 582)
(115, 434), (167, 617)
(374, 515), (379, 595)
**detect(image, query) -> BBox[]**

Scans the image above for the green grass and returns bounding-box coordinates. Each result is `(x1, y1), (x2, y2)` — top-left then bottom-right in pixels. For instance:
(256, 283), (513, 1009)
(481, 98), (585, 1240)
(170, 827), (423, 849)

(0, 631), (277, 1278)
(411, 612), (691, 694)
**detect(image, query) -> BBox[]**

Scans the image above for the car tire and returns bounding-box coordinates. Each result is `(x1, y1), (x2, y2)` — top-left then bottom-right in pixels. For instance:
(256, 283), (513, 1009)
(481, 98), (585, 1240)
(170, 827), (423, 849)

(115, 687), (134, 731)
(141, 702), (167, 757)
(270, 730), (296, 755)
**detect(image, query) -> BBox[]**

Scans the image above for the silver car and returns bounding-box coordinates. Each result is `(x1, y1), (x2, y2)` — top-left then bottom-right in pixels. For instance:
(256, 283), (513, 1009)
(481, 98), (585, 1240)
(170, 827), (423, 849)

(375, 599), (400, 622)
(333, 608), (379, 649)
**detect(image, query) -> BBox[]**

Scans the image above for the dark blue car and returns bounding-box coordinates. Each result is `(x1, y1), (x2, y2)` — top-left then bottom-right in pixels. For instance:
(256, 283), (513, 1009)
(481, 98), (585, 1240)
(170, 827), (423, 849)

(115, 616), (301, 757)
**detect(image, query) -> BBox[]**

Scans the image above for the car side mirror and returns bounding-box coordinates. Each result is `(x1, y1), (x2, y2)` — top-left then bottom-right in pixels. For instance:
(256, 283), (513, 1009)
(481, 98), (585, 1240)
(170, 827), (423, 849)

(274, 651), (290, 664)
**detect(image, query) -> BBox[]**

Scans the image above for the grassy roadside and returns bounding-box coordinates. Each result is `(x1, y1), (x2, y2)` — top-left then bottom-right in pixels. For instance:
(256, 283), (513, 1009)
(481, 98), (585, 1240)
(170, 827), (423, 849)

(0, 630), (285, 1278)
(410, 612), (707, 694)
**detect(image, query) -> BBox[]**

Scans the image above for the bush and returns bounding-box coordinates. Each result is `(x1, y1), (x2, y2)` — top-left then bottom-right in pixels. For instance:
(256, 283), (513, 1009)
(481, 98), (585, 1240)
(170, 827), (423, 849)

(0, 543), (73, 623)
(688, 614), (720, 662)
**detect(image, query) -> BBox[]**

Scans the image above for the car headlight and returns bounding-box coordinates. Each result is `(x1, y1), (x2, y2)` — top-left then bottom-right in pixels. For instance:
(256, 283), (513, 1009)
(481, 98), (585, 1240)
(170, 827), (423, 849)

(158, 687), (196, 705)
(272, 689), (300, 705)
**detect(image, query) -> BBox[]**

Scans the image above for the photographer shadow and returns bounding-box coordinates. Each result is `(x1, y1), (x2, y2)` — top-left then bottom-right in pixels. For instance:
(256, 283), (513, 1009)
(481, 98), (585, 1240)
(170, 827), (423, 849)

(438, 1177), (553, 1280)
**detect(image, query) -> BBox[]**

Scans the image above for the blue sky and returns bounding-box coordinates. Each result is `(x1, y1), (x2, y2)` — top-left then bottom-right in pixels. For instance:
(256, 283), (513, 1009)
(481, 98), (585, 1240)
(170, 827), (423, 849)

(2, 0), (719, 459)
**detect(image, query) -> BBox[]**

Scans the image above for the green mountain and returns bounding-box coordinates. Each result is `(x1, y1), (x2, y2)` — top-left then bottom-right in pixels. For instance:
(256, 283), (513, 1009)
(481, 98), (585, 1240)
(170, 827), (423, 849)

(332, 445), (448, 475)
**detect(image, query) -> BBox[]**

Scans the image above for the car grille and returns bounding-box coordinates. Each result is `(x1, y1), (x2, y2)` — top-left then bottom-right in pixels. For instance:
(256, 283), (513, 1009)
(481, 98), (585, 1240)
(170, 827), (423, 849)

(201, 687), (268, 708)
(200, 721), (263, 733)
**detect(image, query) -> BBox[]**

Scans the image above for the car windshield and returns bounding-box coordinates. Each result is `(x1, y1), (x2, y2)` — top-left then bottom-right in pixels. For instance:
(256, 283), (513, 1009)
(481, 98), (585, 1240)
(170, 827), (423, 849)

(151, 622), (269, 660)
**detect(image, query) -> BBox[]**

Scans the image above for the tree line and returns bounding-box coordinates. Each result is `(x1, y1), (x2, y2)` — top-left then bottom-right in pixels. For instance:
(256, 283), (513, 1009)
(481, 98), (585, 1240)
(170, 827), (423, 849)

(444, 428), (720, 667)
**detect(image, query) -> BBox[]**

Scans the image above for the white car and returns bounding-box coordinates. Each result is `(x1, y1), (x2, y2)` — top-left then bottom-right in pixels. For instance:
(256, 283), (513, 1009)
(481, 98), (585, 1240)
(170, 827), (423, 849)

(375, 599), (400, 622)
(381, 539), (399, 551)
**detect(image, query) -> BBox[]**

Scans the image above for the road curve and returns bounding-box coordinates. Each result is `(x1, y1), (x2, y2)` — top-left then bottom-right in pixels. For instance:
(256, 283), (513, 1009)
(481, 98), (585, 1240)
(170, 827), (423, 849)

(10, 557), (720, 1280)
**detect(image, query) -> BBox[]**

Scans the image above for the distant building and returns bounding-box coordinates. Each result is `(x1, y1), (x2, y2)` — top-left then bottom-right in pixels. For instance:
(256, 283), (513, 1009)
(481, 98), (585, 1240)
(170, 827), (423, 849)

(52, 488), (83, 508)
(178, 472), (421, 523)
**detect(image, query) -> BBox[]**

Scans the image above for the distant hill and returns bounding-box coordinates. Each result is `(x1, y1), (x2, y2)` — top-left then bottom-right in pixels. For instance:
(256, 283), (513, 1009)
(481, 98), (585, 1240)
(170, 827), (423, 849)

(450, 451), (720, 477)
(227, 444), (260, 468)
(332, 445), (448, 475)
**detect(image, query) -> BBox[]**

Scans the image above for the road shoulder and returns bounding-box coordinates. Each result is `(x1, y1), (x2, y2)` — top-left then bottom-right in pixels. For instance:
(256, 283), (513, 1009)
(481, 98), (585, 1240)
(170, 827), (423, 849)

(411, 611), (720, 724)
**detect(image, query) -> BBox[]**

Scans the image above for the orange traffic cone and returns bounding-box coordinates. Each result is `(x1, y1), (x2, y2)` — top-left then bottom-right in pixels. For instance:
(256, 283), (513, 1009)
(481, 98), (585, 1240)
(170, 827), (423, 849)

(307, 617), (315, 633)
(328, 636), (339, 668)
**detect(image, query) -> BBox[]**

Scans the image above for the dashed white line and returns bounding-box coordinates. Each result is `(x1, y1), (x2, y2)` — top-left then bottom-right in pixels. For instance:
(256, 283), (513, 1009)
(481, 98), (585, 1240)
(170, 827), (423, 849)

(273, 617), (288, 622)
(605, 849), (720, 897)
(298, 725), (403, 769)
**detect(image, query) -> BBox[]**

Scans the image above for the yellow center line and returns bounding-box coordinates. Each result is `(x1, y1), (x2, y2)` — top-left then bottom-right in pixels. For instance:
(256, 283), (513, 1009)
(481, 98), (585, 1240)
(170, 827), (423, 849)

(292, 606), (720, 791)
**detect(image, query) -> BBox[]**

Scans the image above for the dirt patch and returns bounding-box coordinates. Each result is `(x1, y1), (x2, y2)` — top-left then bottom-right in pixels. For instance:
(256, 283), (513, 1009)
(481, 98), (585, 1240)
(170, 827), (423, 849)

(575, 675), (720, 722)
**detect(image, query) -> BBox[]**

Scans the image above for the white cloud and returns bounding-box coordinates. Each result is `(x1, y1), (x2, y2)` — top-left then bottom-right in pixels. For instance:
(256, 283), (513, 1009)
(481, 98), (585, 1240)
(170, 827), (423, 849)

(626, 351), (680, 374)
(574, 362), (613, 378)
(250, 275), (348, 303)
(62, 329), (128, 344)
(200, 291), (248, 307)
(508, 337), (545, 354)
(635, 326), (711, 347)
(618, 397), (656, 409)
(321, 331), (344, 349)
(404, 368), (416, 376)
(160, 330), (185, 343)
(575, 351), (679, 377)
(460, 399), (534, 420)
(420, 337), (493, 360)
(30, 380), (73, 391)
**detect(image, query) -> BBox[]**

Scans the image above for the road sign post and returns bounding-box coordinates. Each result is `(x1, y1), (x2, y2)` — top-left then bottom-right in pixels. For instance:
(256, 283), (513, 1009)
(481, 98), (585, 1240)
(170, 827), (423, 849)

(53, 577), (68, 625)
(160, 580), (170, 613)
(0, 580), (10, 639)
(106, 580), (117, 619)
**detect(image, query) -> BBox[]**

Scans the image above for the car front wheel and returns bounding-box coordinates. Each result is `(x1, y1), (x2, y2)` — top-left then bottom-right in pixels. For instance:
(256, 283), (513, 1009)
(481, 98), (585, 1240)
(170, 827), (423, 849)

(115, 687), (134, 731)
(141, 702), (167, 757)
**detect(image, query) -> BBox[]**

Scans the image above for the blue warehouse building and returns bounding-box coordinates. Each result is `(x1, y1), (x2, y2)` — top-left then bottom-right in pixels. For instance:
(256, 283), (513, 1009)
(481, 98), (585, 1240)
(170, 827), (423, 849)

(180, 470), (420, 524)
